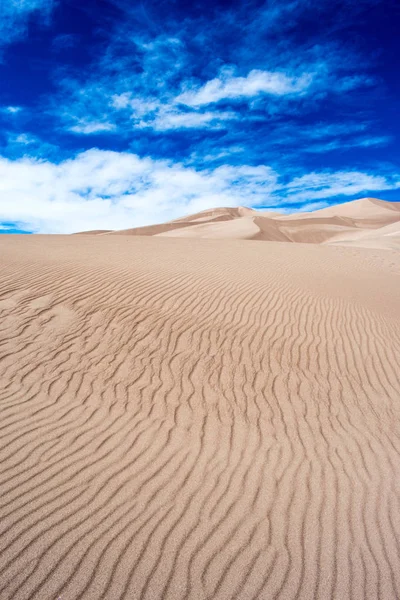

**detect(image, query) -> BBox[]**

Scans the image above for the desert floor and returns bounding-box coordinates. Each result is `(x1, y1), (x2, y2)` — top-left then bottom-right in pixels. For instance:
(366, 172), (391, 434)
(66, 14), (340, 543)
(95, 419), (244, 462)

(1, 234), (400, 600)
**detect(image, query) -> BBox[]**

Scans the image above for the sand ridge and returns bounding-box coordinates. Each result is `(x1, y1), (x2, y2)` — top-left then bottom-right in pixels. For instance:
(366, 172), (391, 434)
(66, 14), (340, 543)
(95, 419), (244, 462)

(0, 232), (400, 599)
(85, 198), (400, 249)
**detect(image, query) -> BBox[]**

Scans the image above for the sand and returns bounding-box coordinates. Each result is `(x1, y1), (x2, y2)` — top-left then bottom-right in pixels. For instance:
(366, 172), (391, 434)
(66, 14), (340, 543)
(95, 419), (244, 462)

(1, 219), (400, 599)
(96, 198), (400, 250)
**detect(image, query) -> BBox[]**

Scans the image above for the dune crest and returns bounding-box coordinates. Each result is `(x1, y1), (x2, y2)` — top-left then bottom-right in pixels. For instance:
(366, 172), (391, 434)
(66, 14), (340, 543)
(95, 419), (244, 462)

(77, 198), (400, 249)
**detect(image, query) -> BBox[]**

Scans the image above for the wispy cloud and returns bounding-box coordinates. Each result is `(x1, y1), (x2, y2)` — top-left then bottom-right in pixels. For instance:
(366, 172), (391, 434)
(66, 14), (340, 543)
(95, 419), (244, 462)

(69, 120), (117, 134)
(1, 106), (22, 114)
(139, 108), (237, 131)
(303, 135), (392, 154)
(176, 70), (313, 106)
(11, 133), (37, 145)
(110, 93), (235, 130)
(47, 1), (377, 140)
(284, 171), (400, 202)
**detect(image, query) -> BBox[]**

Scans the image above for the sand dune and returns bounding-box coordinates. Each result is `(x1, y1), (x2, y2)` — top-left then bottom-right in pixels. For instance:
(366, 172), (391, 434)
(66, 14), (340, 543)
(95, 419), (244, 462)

(327, 220), (400, 249)
(86, 198), (400, 249)
(1, 232), (400, 600)
(296, 196), (400, 220)
(74, 229), (113, 235)
(102, 207), (259, 237)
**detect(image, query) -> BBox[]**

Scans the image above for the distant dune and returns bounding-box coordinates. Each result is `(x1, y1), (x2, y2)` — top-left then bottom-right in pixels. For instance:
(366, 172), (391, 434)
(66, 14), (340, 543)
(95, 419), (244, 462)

(76, 197), (400, 250)
(1, 201), (400, 599)
(74, 229), (113, 235)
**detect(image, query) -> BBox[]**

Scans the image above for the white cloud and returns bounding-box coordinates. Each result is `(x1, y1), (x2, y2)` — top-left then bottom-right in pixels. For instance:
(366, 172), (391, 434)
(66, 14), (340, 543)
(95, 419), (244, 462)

(111, 93), (134, 110)
(103, 67), (314, 134)
(69, 120), (117, 134)
(2, 106), (22, 114)
(190, 146), (245, 163)
(0, 150), (277, 233)
(13, 133), (37, 145)
(285, 171), (400, 202)
(0, 149), (398, 234)
(176, 70), (313, 106)
(303, 135), (392, 154)
(149, 109), (237, 130)
(295, 201), (331, 212)
(110, 93), (236, 130)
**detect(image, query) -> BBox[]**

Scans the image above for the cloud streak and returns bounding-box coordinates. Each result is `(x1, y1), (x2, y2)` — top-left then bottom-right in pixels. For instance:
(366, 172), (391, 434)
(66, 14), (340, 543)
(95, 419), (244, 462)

(176, 70), (313, 106)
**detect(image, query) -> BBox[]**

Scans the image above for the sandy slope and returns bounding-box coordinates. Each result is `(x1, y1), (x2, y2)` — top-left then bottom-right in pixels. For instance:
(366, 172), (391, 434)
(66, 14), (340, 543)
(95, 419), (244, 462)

(296, 197), (400, 220)
(1, 233), (400, 600)
(328, 220), (400, 250)
(92, 198), (400, 249)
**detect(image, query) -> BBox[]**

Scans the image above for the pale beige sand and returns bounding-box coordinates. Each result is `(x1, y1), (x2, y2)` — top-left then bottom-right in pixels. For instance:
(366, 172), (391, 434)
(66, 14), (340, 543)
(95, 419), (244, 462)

(294, 197), (400, 220)
(1, 233), (400, 600)
(74, 230), (113, 235)
(93, 198), (400, 249)
(327, 220), (400, 250)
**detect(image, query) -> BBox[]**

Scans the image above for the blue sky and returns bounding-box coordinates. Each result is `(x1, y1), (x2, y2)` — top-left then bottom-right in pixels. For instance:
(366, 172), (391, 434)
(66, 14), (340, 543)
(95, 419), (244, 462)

(1, 0), (399, 233)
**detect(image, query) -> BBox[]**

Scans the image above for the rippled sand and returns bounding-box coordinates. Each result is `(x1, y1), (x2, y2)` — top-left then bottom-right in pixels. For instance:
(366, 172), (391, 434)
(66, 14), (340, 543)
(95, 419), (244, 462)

(0, 233), (400, 600)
